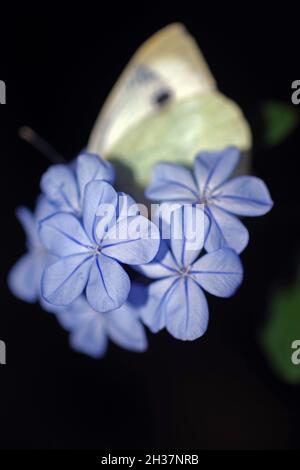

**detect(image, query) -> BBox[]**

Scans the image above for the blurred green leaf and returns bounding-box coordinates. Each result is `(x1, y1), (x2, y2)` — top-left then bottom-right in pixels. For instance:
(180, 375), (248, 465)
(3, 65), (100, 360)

(261, 268), (300, 383)
(261, 101), (299, 147)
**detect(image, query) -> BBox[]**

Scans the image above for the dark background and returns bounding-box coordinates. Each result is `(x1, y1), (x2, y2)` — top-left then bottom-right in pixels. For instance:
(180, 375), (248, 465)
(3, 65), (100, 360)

(0, 8), (300, 449)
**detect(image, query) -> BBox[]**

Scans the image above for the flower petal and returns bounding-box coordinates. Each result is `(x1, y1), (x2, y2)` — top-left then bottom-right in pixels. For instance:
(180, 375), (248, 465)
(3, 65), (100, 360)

(41, 253), (93, 305)
(40, 164), (80, 213)
(8, 253), (41, 303)
(107, 303), (148, 352)
(102, 215), (160, 265)
(137, 241), (178, 279)
(86, 254), (130, 312)
(76, 151), (115, 203)
(117, 193), (140, 220)
(213, 176), (273, 216)
(16, 207), (38, 248)
(70, 314), (108, 358)
(146, 162), (198, 202)
(83, 180), (118, 243)
(205, 206), (249, 254)
(194, 146), (240, 195)
(165, 277), (209, 341)
(141, 277), (177, 333)
(39, 212), (91, 256)
(191, 248), (243, 297)
(170, 205), (209, 268)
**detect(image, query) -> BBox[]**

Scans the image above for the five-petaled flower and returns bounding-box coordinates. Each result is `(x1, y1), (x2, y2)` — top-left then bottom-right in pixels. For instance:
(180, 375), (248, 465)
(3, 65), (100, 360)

(41, 151), (115, 216)
(139, 205), (243, 340)
(39, 179), (160, 312)
(146, 147), (273, 254)
(51, 283), (148, 358)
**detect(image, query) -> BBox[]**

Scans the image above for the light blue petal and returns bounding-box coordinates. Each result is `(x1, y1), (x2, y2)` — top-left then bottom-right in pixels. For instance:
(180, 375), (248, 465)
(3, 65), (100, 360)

(69, 314), (108, 358)
(15, 206), (38, 248)
(8, 253), (41, 303)
(141, 277), (177, 333)
(83, 180), (118, 243)
(137, 241), (178, 279)
(55, 295), (94, 328)
(39, 212), (91, 256)
(86, 254), (130, 312)
(205, 206), (249, 254)
(146, 162), (198, 202)
(107, 303), (148, 352)
(76, 151), (115, 203)
(165, 277), (209, 341)
(191, 248), (243, 297)
(40, 164), (80, 213)
(102, 215), (160, 265)
(194, 146), (240, 196)
(213, 176), (273, 216)
(34, 195), (57, 223)
(117, 193), (140, 220)
(170, 205), (210, 269)
(41, 253), (93, 305)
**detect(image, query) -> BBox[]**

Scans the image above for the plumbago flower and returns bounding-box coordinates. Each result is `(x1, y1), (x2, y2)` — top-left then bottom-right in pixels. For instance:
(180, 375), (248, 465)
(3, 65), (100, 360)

(39, 179), (160, 312)
(40, 150), (115, 215)
(146, 146), (273, 254)
(138, 205), (243, 341)
(52, 283), (148, 358)
(8, 196), (56, 303)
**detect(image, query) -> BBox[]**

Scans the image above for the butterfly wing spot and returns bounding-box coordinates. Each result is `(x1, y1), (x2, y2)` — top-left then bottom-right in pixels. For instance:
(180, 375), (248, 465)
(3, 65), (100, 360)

(154, 89), (172, 107)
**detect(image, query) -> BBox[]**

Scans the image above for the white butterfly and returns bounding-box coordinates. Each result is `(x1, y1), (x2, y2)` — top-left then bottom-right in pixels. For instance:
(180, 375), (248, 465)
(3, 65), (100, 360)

(88, 23), (251, 191)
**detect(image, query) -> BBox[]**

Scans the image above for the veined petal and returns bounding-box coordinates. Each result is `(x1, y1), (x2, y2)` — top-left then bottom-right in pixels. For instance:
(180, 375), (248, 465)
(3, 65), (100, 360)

(40, 164), (80, 213)
(41, 253), (93, 305)
(39, 212), (91, 256)
(191, 248), (243, 297)
(137, 241), (178, 279)
(213, 176), (273, 216)
(76, 151), (115, 203)
(8, 252), (41, 303)
(34, 195), (57, 223)
(170, 205), (209, 269)
(194, 147), (240, 195)
(102, 215), (160, 265)
(107, 304), (148, 352)
(141, 277), (177, 333)
(86, 254), (130, 313)
(165, 277), (209, 341)
(146, 162), (198, 202)
(205, 206), (249, 254)
(83, 180), (118, 244)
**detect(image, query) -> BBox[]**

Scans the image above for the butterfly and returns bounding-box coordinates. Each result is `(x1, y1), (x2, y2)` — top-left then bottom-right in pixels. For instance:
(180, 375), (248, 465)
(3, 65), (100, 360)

(88, 23), (251, 195)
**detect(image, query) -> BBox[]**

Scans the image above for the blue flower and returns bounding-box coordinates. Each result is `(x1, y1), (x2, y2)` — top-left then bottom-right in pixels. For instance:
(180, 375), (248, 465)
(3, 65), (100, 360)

(146, 147), (273, 254)
(8, 196), (56, 303)
(139, 205), (243, 341)
(53, 283), (148, 358)
(39, 179), (160, 312)
(40, 151), (115, 216)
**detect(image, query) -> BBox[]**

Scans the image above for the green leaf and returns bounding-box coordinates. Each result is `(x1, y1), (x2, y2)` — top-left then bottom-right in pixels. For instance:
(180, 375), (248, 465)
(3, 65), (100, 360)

(261, 268), (300, 383)
(261, 101), (299, 147)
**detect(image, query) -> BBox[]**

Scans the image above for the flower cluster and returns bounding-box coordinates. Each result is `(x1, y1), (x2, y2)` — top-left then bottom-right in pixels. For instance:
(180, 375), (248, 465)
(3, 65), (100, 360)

(8, 147), (273, 357)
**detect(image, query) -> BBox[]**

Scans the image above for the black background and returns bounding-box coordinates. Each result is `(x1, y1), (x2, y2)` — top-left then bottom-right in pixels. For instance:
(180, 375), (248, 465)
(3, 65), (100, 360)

(0, 8), (300, 449)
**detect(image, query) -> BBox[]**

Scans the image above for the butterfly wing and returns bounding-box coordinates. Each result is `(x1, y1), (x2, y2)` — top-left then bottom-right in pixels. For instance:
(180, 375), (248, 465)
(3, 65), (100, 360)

(88, 23), (251, 191)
